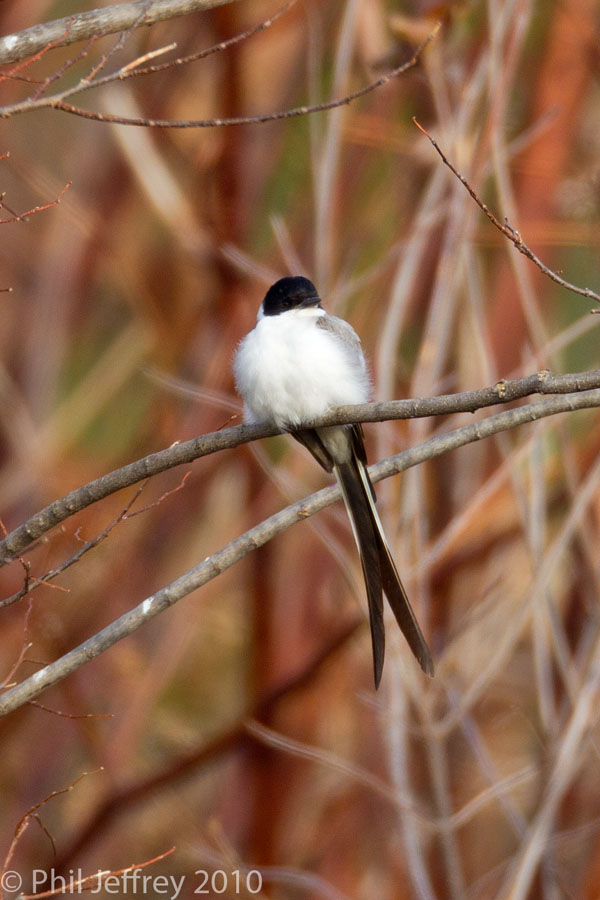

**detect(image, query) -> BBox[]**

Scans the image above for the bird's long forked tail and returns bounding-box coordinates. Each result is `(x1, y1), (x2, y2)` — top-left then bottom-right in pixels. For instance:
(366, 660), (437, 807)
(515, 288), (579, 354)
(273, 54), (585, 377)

(335, 457), (434, 687)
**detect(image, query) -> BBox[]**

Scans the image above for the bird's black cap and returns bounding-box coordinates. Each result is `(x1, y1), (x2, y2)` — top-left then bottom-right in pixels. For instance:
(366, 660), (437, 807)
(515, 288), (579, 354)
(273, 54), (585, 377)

(262, 276), (321, 317)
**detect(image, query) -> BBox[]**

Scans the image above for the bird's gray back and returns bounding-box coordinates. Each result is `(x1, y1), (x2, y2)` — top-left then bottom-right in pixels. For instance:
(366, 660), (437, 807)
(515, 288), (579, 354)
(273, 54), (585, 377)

(316, 314), (364, 367)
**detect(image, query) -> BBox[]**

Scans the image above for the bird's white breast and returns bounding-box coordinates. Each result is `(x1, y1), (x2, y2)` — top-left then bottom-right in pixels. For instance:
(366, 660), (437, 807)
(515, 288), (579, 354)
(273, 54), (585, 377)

(234, 308), (371, 428)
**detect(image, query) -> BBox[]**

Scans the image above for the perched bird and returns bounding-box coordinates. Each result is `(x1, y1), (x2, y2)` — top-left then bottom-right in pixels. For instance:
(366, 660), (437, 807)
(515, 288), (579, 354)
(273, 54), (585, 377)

(233, 275), (433, 687)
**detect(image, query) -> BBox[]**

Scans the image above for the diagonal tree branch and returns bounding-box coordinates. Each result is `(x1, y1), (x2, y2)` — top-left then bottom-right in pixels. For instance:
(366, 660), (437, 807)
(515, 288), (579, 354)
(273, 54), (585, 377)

(1, 387), (600, 717)
(0, 27), (436, 126)
(413, 118), (600, 307)
(0, 0), (243, 68)
(0, 1), (298, 118)
(1, 369), (599, 566)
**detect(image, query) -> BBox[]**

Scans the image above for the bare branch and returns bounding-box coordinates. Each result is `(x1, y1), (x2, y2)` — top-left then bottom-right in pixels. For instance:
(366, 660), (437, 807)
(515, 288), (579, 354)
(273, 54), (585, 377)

(0, 27), (438, 126)
(27, 701), (114, 719)
(0, 23), (75, 85)
(1, 386), (599, 716)
(1, 768), (104, 880)
(107, 0), (297, 81)
(0, 0), (244, 68)
(1, 475), (190, 607)
(0, 0), (296, 109)
(1, 483), (148, 607)
(0, 596), (32, 689)
(28, 38), (98, 103)
(1, 369), (599, 567)
(0, 181), (71, 224)
(17, 847), (176, 899)
(413, 118), (600, 307)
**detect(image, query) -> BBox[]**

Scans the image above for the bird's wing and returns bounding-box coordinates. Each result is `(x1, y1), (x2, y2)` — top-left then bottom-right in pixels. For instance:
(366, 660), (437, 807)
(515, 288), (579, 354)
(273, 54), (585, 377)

(316, 314), (365, 364)
(293, 429), (334, 472)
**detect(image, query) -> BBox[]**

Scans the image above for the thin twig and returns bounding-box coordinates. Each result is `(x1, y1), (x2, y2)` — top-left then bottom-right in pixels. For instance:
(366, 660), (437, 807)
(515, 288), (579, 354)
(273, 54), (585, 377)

(18, 847), (175, 899)
(29, 38), (97, 103)
(413, 118), (600, 306)
(0, 598), (33, 689)
(0, 769), (104, 881)
(108, 0), (297, 81)
(123, 471), (190, 518)
(53, 36), (433, 127)
(78, 1), (154, 84)
(1, 483), (148, 607)
(0, 181), (71, 224)
(1, 476), (188, 607)
(119, 42), (178, 73)
(28, 701), (114, 719)
(0, 28), (438, 125)
(0, 0), (295, 107)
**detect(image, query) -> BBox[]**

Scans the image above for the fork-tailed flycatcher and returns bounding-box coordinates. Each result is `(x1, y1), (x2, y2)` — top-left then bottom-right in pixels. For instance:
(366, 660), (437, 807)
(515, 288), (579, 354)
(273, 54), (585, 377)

(233, 276), (433, 687)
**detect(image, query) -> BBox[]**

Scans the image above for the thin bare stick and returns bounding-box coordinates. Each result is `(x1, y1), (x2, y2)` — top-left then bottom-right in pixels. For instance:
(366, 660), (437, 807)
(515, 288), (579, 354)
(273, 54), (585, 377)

(119, 42), (178, 73)
(53, 45), (429, 127)
(112, 0), (297, 80)
(0, 28), (438, 124)
(0, 181), (71, 224)
(1, 483), (147, 607)
(1, 769), (104, 881)
(28, 701), (114, 719)
(1, 475), (188, 606)
(54, 617), (362, 867)
(79, 1), (155, 84)
(123, 471), (191, 518)
(29, 38), (97, 103)
(0, 598), (33, 689)
(413, 118), (600, 306)
(18, 847), (175, 899)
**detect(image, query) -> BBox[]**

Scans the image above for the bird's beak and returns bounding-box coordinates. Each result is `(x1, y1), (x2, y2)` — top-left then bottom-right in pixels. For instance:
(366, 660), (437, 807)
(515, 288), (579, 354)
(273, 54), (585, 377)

(299, 295), (322, 308)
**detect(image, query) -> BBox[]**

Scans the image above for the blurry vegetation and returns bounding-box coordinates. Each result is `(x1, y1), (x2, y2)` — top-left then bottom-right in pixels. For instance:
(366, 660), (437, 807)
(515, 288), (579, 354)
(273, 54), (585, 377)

(1, 0), (600, 898)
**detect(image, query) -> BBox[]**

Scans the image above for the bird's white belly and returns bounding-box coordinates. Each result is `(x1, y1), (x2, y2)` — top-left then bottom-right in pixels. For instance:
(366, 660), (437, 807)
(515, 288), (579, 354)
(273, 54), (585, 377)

(234, 312), (370, 428)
